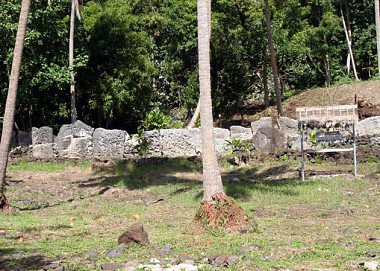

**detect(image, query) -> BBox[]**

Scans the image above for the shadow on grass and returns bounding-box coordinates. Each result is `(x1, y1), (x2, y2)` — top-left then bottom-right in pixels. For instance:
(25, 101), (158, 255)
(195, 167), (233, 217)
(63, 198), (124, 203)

(78, 157), (203, 191)
(0, 248), (51, 271)
(222, 164), (313, 200)
(81, 158), (314, 202)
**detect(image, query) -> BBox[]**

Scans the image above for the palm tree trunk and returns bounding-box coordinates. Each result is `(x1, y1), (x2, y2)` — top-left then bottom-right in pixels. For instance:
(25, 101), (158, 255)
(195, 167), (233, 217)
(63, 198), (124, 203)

(195, 0), (251, 232)
(197, 0), (224, 201)
(264, 0), (282, 115)
(69, 0), (77, 123)
(0, 0), (31, 210)
(375, 0), (380, 77)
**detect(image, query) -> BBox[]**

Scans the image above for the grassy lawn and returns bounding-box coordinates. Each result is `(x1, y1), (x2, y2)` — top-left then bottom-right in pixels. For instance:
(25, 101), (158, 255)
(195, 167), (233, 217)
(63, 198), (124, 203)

(0, 158), (379, 270)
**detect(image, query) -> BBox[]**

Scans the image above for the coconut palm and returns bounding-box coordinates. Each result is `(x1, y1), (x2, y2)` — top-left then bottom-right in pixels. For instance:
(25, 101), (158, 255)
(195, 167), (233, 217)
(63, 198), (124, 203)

(69, 0), (81, 123)
(195, 0), (251, 232)
(0, 0), (31, 210)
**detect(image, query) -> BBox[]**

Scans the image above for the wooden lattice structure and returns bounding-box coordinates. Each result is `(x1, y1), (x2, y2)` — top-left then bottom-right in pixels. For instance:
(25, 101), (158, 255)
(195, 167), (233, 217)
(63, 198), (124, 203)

(296, 105), (358, 181)
(296, 104), (358, 123)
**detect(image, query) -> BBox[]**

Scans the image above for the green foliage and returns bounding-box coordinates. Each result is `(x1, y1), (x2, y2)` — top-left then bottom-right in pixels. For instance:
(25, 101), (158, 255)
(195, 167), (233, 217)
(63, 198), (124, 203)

(309, 130), (317, 145)
(0, 0), (378, 131)
(138, 109), (182, 132)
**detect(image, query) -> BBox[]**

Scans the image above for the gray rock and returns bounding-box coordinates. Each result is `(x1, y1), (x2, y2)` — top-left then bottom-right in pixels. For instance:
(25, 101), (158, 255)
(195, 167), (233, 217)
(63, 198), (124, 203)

(32, 143), (54, 159)
(214, 128), (231, 154)
(370, 137), (380, 147)
(141, 130), (161, 157)
(73, 120), (94, 138)
(32, 126), (53, 144)
(118, 222), (149, 245)
(159, 243), (172, 255)
(43, 261), (61, 270)
(123, 266), (136, 271)
(357, 116), (380, 137)
(17, 131), (32, 148)
(68, 136), (93, 158)
(279, 117), (298, 137)
(251, 117), (273, 135)
(230, 126), (253, 140)
(226, 255), (239, 266)
(86, 249), (98, 260)
(56, 124), (73, 152)
(105, 246), (126, 259)
(101, 262), (124, 271)
(93, 128), (127, 159)
(363, 261), (379, 271)
(252, 127), (287, 151)
(160, 129), (199, 157)
(213, 128), (230, 140)
(124, 135), (139, 159)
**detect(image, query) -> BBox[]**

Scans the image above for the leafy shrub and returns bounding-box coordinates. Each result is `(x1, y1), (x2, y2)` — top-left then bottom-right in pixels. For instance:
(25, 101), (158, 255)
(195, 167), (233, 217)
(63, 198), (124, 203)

(135, 109), (183, 156)
(138, 109), (183, 132)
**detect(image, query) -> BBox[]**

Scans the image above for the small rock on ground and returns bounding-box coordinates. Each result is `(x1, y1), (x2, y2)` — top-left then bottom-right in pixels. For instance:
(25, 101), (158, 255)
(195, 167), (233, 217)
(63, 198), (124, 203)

(101, 262), (124, 271)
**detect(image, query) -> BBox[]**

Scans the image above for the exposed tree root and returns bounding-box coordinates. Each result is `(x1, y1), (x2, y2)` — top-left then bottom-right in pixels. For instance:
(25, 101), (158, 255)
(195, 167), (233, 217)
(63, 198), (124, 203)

(0, 195), (10, 211)
(195, 192), (257, 233)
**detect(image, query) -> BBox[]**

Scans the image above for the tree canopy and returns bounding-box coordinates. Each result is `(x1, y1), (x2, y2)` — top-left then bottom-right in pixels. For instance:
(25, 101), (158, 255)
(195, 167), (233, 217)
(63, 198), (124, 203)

(0, 0), (377, 132)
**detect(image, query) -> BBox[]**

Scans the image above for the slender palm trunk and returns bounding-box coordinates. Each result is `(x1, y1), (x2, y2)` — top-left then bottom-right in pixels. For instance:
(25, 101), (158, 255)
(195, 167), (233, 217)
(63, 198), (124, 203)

(341, 11), (359, 81)
(198, 0), (224, 201)
(185, 99), (201, 129)
(0, 0), (31, 210)
(69, 0), (77, 123)
(375, 0), (380, 77)
(264, 0), (282, 115)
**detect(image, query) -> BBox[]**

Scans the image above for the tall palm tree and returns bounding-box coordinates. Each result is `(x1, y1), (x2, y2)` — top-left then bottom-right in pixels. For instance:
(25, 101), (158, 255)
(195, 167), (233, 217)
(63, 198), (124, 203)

(375, 0), (380, 77)
(195, 0), (250, 232)
(0, 0), (31, 210)
(69, 0), (81, 123)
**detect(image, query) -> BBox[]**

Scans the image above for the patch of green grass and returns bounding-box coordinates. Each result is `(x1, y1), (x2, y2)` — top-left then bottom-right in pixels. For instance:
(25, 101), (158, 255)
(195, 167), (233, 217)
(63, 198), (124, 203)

(1, 160), (379, 270)
(8, 159), (91, 172)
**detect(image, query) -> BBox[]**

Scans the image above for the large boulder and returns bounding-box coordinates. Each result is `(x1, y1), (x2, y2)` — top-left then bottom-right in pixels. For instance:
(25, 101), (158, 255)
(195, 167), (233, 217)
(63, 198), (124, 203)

(93, 128), (126, 159)
(279, 117), (298, 137)
(160, 128), (200, 157)
(73, 120), (94, 138)
(356, 116), (380, 137)
(32, 126), (54, 145)
(55, 124), (73, 154)
(251, 117), (273, 136)
(68, 136), (93, 159)
(252, 127), (287, 151)
(32, 143), (54, 159)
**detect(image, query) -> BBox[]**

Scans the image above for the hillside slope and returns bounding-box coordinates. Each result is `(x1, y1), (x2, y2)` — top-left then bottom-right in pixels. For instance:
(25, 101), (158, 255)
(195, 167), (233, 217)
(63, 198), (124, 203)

(244, 80), (380, 122)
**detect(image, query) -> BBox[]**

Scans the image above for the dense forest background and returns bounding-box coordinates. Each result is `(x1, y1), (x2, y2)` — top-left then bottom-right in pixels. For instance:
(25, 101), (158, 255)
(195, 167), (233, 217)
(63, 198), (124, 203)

(0, 0), (377, 132)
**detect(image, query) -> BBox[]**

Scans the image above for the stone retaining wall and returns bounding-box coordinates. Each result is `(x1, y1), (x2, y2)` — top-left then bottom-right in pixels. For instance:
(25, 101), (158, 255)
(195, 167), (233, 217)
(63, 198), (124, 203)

(14, 116), (380, 160)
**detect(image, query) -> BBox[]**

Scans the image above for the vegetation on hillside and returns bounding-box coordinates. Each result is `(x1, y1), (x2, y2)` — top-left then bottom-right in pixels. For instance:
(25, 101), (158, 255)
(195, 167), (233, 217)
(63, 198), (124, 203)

(0, 0), (377, 132)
